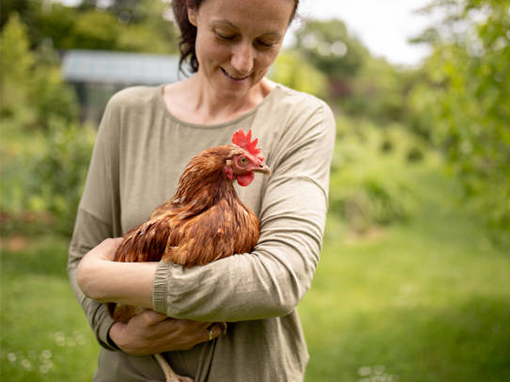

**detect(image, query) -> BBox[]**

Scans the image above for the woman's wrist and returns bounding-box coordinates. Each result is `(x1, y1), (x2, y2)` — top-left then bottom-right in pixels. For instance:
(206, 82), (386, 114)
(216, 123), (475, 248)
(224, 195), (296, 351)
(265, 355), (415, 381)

(107, 322), (123, 351)
(108, 322), (129, 352)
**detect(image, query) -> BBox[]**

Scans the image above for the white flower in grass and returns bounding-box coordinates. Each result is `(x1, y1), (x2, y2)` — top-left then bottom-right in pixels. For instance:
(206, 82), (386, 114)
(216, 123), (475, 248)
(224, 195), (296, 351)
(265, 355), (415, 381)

(74, 332), (86, 345)
(40, 349), (52, 360)
(21, 359), (32, 370)
(40, 364), (51, 374)
(54, 332), (66, 346)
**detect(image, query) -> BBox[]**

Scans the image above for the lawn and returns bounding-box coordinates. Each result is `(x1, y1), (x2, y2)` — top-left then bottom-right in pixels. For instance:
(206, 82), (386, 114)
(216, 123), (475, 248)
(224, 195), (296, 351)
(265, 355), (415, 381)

(1, 153), (509, 381)
(301, 163), (510, 381)
(0, 235), (98, 381)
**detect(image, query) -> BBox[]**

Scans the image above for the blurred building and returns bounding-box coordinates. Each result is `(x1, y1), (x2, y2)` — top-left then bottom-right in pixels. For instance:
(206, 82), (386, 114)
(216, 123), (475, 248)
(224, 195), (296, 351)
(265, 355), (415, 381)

(61, 50), (181, 123)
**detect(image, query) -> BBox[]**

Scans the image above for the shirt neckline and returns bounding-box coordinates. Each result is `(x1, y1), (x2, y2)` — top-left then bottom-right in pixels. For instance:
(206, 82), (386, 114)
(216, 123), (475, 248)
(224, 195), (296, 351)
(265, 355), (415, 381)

(156, 83), (281, 129)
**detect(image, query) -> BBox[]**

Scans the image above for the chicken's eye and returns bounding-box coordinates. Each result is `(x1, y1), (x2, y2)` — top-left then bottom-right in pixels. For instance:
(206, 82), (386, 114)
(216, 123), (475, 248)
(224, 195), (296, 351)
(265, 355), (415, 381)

(239, 157), (249, 165)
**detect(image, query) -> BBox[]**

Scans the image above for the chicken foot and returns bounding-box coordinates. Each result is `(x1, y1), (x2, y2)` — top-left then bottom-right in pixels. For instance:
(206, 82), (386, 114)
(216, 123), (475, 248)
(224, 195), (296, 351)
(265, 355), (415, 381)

(154, 353), (194, 382)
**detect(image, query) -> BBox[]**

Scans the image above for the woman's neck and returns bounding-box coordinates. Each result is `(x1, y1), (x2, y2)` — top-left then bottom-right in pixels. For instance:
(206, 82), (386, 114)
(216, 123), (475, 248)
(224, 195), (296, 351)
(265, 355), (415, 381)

(163, 76), (274, 125)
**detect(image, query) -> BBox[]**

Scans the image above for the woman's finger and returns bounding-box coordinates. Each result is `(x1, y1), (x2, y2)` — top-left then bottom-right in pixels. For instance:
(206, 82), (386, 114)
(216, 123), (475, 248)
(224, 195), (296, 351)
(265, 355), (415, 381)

(141, 310), (170, 325)
(205, 323), (224, 342)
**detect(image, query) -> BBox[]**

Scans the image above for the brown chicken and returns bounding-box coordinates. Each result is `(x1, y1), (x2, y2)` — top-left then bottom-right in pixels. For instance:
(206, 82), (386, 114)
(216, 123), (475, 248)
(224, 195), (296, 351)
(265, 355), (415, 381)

(107, 129), (271, 382)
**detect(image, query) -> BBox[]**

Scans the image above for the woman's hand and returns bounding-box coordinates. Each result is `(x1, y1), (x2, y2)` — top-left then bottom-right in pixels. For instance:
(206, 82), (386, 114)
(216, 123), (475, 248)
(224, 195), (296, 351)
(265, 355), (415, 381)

(109, 310), (225, 355)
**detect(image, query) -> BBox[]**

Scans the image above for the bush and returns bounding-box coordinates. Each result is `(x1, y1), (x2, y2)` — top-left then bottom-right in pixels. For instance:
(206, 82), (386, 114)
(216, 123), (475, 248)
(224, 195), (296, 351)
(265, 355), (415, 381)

(329, 118), (421, 233)
(330, 170), (414, 234)
(0, 12), (91, 236)
(29, 119), (96, 236)
(271, 50), (327, 98)
(409, 0), (510, 251)
(0, 12), (79, 131)
(31, 59), (79, 130)
(0, 119), (96, 236)
(0, 12), (35, 122)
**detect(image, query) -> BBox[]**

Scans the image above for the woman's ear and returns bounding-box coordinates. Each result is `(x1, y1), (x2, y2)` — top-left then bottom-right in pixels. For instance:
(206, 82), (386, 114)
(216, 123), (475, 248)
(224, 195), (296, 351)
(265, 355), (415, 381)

(186, 1), (198, 27)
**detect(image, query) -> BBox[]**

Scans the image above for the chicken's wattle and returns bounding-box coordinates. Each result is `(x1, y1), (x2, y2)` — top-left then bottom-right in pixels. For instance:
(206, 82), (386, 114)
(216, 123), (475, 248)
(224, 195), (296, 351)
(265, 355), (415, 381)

(237, 172), (254, 186)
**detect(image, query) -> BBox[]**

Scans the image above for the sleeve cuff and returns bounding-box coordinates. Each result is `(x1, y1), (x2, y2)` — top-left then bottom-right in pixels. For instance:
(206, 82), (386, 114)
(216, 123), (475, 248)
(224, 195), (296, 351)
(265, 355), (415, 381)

(97, 314), (120, 351)
(153, 261), (170, 314)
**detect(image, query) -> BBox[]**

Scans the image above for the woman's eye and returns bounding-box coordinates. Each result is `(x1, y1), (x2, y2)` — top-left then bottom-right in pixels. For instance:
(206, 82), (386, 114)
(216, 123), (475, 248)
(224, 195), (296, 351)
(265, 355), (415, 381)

(256, 40), (274, 48)
(217, 33), (236, 41)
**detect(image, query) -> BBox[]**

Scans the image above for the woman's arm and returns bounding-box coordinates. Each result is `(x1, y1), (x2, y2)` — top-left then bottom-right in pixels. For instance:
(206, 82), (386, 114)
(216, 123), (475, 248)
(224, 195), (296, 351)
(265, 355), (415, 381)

(77, 238), (156, 309)
(69, 91), (224, 354)
(76, 238), (224, 354)
(74, 91), (335, 324)
(151, 98), (336, 322)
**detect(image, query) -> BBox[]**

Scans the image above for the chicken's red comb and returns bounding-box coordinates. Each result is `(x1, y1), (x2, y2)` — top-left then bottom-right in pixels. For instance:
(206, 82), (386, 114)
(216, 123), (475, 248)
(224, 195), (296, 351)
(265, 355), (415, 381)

(232, 129), (264, 161)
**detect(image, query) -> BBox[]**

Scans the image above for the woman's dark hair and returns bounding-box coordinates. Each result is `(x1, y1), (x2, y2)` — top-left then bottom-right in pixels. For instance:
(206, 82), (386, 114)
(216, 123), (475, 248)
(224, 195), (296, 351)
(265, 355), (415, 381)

(172, 0), (300, 74)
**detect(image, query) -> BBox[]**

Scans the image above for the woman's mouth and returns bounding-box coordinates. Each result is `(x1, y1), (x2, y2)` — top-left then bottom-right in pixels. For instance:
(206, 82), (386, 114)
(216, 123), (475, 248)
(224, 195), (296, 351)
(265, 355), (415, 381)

(221, 68), (249, 82)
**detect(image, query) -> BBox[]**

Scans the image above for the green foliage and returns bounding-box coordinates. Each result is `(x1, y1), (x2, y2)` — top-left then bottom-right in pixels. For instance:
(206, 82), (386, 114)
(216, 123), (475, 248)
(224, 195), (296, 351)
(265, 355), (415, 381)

(270, 50), (327, 97)
(0, 0), (39, 40)
(116, 0), (178, 51)
(3, 153), (510, 382)
(303, 159), (510, 381)
(2, 0), (179, 54)
(0, 12), (79, 130)
(33, 48), (80, 129)
(330, 173), (413, 233)
(0, 118), (95, 236)
(410, 0), (510, 249)
(1, 235), (99, 381)
(116, 22), (177, 53)
(341, 56), (417, 124)
(1, 0), (29, 28)
(0, 12), (35, 120)
(28, 120), (96, 236)
(36, 4), (78, 49)
(293, 18), (413, 125)
(294, 19), (368, 81)
(1, 10), (88, 236)
(328, 118), (426, 233)
(66, 9), (121, 50)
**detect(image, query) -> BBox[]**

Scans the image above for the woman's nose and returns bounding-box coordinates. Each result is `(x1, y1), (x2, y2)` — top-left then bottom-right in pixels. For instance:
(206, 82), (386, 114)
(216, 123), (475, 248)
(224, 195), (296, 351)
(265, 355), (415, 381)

(230, 42), (254, 76)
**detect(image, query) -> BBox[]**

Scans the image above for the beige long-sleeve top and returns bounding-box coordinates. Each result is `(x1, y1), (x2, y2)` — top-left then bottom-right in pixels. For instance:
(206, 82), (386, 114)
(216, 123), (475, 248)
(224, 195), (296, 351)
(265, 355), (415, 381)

(68, 84), (335, 382)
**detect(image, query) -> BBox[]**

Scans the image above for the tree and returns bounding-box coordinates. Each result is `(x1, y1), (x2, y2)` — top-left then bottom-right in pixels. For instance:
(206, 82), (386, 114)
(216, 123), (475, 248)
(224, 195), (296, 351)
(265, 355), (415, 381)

(410, 0), (510, 248)
(0, 12), (78, 129)
(36, 3), (78, 49)
(0, 12), (35, 120)
(270, 50), (327, 98)
(294, 19), (369, 83)
(65, 9), (121, 50)
(2, 0), (179, 54)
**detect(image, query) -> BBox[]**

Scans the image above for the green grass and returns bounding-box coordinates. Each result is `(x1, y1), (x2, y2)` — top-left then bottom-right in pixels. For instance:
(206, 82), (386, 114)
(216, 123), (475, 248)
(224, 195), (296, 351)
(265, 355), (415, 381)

(1, 134), (509, 381)
(301, 162), (510, 382)
(0, 236), (99, 381)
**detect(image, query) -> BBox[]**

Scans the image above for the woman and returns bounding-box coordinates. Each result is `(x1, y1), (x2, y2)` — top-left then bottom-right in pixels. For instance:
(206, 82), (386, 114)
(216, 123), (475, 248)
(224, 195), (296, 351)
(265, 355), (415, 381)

(69, 0), (336, 380)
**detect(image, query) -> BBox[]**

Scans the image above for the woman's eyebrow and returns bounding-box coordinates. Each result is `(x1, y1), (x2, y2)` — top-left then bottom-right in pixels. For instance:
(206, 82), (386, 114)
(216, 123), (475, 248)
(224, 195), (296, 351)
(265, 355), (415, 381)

(211, 20), (239, 30)
(210, 20), (282, 38)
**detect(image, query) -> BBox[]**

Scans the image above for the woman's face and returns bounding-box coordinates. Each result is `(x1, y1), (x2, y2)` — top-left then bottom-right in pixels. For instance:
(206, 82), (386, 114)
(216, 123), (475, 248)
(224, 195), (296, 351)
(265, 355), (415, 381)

(188, 0), (295, 98)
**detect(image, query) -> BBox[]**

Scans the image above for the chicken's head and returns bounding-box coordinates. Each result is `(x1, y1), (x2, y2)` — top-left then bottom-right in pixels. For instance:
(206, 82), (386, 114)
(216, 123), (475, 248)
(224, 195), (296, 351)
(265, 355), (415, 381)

(225, 129), (271, 186)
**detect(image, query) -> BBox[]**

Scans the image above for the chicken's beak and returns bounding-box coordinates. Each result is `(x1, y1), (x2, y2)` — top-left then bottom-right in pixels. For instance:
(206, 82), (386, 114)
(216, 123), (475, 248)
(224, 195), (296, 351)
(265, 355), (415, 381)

(254, 163), (271, 176)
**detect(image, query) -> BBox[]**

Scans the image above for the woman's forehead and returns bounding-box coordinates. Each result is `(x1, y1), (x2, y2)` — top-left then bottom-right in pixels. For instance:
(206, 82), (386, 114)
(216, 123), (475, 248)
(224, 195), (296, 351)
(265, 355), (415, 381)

(198, 0), (295, 31)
